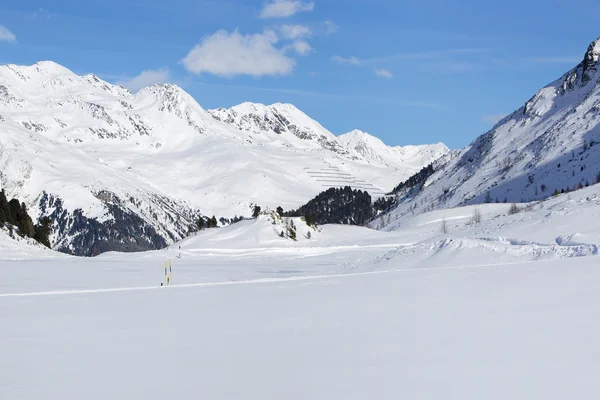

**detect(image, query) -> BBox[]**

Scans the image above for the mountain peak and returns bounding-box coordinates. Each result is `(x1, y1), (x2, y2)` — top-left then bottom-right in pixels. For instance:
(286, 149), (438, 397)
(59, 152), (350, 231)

(33, 60), (66, 69)
(229, 101), (269, 114)
(339, 129), (385, 147)
(0, 61), (74, 81)
(269, 102), (300, 112)
(338, 129), (449, 168)
(343, 129), (373, 138)
(28, 60), (73, 75)
(142, 82), (181, 93)
(137, 82), (191, 103)
(228, 102), (302, 116)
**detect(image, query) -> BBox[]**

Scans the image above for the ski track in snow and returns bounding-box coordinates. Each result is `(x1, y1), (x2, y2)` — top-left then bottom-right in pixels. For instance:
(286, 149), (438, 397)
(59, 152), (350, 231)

(0, 257), (566, 298)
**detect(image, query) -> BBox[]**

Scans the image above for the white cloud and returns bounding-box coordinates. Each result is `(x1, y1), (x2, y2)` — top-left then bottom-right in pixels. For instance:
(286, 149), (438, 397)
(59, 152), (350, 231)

(117, 68), (171, 91)
(324, 20), (338, 35)
(333, 48), (486, 66)
(260, 0), (315, 18)
(482, 114), (507, 125)
(280, 24), (311, 40)
(288, 40), (312, 56)
(332, 55), (361, 65)
(0, 25), (16, 43)
(27, 8), (54, 20)
(374, 68), (393, 78)
(181, 30), (295, 77)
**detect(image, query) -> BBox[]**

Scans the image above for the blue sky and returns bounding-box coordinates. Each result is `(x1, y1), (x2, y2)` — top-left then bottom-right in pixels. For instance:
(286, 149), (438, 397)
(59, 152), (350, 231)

(0, 0), (599, 148)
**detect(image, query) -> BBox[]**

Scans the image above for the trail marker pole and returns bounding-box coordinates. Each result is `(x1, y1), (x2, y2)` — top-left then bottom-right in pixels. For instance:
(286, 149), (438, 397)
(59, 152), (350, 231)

(164, 261), (168, 287)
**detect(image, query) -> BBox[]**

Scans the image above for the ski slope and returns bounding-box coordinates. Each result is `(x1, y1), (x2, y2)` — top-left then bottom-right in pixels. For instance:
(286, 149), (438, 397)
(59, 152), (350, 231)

(2, 185), (600, 398)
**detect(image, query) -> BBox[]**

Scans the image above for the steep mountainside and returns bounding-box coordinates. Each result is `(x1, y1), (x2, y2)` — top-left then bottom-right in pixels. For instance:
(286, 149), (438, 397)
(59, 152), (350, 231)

(379, 37), (600, 226)
(0, 61), (446, 255)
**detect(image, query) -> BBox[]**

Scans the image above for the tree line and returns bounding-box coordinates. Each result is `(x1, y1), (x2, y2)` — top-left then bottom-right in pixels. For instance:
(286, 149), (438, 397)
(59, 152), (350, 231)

(195, 214), (244, 230)
(0, 189), (52, 247)
(389, 163), (435, 195)
(286, 186), (373, 226)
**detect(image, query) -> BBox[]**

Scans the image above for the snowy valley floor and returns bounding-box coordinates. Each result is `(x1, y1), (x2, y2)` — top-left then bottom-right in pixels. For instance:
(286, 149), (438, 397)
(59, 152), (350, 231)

(2, 187), (600, 399)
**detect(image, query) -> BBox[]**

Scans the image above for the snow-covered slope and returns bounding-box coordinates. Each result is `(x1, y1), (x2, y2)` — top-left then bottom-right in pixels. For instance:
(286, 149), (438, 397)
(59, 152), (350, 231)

(3, 179), (600, 400)
(338, 129), (448, 168)
(0, 61), (446, 255)
(0, 226), (63, 260)
(384, 36), (600, 223)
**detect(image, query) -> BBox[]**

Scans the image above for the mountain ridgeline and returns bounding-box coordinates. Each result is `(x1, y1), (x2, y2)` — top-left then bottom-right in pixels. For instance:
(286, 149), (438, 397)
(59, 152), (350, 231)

(4, 36), (600, 255)
(0, 61), (447, 255)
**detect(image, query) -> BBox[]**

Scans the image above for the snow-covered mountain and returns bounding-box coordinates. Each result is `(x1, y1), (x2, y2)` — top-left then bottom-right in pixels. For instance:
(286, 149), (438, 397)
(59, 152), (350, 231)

(208, 102), (351, 155)
(379, 37), (600, 225)
(338, 129), (448, 168)
(0, 61), (446, 255)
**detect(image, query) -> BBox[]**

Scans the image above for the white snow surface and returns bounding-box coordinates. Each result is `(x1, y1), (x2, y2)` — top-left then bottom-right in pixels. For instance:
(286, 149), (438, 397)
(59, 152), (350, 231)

(2, 183), (600, 399)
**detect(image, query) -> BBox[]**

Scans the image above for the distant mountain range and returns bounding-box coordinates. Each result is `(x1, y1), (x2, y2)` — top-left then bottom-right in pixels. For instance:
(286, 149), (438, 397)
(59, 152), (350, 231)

(0, 61), (447, 255)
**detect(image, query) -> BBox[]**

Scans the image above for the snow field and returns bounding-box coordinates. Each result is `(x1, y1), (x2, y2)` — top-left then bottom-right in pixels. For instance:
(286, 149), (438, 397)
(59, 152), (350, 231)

(2, 255), (600, 399)
(2, 178), (600, 399)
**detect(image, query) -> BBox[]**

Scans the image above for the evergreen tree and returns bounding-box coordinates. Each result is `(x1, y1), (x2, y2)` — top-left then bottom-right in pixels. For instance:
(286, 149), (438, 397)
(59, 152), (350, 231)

(8, 199), (20, 223)
(276, 206), (284, 217)
(19, 202), (36, 237)
(485, 191), (493, 203)
(0, 190), (8, 221)
(304, 213), (313, 227)
(252, 205), (261, 218)
(33, 216), (52, 248)
(197, 216), (205, 230)
(287, 221), (297, 240)
(210, 215), (218, 228)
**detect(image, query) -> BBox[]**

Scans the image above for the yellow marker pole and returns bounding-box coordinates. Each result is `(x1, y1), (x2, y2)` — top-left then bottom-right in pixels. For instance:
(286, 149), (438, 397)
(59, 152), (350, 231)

(164, 261), (167, 286)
